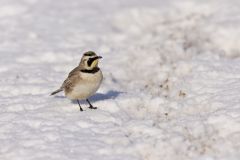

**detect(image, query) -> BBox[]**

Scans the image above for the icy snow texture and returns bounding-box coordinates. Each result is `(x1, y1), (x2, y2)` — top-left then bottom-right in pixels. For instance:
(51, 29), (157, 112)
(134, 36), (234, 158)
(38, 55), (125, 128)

(0, 0), (240, 160)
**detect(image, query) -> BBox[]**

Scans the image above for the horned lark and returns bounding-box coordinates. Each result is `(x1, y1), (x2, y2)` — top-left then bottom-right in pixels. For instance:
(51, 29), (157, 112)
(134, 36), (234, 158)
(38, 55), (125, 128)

(51, 51), (103, 111)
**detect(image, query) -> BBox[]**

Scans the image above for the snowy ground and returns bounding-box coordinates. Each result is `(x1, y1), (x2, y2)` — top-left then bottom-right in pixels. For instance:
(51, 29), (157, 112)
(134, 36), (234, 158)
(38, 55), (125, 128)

(1, 0), (240, 159)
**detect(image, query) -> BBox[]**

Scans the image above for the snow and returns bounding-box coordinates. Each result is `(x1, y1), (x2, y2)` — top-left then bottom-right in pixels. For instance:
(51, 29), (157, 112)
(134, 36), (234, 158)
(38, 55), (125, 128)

(0, 0), (240, 160)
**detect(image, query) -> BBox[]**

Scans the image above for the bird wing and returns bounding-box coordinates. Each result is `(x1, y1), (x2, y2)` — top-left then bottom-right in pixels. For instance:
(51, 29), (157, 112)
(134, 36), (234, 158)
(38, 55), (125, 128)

(61, 67), (82, 93)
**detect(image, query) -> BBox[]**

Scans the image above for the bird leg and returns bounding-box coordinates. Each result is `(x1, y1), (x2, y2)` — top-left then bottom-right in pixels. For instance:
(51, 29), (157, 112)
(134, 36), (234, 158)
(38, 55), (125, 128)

(77, 100), (83, 111)
(86, 99), (97, 109)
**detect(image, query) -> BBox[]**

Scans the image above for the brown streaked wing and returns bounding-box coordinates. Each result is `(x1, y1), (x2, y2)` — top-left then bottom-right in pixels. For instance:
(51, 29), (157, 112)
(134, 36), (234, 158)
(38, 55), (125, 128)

(61, 67), (82, 93)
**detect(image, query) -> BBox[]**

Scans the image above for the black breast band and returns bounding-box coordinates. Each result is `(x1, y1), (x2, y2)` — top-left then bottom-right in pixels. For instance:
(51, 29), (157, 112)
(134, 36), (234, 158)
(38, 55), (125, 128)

(80, 67), (100, 74)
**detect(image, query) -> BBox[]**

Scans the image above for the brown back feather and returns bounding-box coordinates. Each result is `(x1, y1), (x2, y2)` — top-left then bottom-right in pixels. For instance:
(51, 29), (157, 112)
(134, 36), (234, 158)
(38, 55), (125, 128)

(61, 66), (82, 93)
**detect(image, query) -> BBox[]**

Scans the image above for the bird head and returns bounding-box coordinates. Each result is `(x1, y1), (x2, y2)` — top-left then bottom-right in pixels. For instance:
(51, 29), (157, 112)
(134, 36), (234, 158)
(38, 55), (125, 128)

(79, 51), (102, 70)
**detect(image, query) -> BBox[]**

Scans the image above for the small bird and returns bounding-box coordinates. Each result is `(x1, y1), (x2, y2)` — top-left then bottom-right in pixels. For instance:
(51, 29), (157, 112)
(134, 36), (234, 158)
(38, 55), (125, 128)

(51, 51), (103, 111)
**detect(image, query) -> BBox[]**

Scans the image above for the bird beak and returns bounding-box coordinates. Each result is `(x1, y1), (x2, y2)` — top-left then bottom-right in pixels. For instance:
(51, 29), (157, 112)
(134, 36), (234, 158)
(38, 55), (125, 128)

(89, 56), (103, 64)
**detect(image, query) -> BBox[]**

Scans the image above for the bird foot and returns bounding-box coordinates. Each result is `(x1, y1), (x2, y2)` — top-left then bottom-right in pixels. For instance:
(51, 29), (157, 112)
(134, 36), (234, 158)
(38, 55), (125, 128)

(89, 106), (97, 110)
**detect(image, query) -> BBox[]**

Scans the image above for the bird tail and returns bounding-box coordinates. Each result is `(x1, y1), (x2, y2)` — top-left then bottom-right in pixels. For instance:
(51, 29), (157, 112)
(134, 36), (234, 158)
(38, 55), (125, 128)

(50, 88), (63, 95)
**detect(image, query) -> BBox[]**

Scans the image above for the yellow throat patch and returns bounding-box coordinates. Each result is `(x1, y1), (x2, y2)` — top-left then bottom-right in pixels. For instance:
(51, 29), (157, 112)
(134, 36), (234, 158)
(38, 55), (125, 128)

(90, 59), (98, 68)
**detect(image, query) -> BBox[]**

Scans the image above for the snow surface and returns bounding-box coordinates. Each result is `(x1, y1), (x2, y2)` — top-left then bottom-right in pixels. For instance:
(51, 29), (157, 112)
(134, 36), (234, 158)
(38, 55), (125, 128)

(1, 0), (240, 160)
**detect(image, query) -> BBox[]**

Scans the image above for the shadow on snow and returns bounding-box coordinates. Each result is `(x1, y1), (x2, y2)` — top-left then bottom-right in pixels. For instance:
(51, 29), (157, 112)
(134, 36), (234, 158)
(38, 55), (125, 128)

(54, 90), (124, 105)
